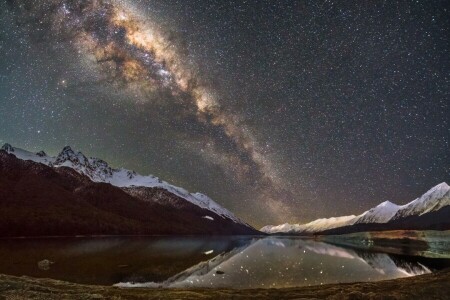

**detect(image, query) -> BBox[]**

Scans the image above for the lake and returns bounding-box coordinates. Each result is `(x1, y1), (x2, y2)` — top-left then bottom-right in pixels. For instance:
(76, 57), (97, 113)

(0, 236), (448, 289)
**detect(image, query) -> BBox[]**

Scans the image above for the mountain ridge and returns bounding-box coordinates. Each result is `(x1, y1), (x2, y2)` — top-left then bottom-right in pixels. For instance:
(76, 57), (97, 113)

(0, 146), (259, 236)
(261, 182), (450, 235)
(1, 143), (243, 224)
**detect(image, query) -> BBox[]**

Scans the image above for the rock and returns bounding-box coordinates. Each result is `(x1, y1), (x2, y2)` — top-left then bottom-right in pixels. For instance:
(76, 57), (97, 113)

(1, 143), (14, 152)
(36, 151), (47, 157)
(37, 259), (54, 271)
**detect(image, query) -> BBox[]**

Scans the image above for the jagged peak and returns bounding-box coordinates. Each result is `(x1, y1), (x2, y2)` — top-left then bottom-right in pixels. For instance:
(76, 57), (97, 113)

(60, 145), (74, 154)
(55, 146), (88, 166)
(1, 143), (14, 152)
(89, 157), (110, 166)
(417, 182), (450, 201)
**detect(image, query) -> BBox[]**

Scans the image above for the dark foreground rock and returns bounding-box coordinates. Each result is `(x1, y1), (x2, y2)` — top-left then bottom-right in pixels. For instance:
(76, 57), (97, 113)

(0, 269), (449, 300)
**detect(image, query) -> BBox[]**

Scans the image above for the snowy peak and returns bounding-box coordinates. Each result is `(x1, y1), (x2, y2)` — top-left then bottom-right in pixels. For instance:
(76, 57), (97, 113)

(1, 143), (55, 165)
(261, 182), (450, 234)
(51, 146), (116, 182)
(356, 200), (400, 224)
(391, 182), (450, 220)
(260, 223), (297, 234)
(1, 143), (244, 225)
(55, 146), (88, 167)
(304, 215), (358, 229)
(261, 215), (358, 234)
(379, 200), (396, 206)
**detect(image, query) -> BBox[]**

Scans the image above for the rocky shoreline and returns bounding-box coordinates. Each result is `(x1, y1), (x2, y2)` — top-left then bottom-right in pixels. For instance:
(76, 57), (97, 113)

(0, 269), (449, 299)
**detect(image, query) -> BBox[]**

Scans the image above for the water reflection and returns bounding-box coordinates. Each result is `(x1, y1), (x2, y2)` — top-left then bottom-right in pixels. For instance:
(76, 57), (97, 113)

(0, 236), (447, 288)
(117, 237), (440, 289)
(0, 236), (251, 285)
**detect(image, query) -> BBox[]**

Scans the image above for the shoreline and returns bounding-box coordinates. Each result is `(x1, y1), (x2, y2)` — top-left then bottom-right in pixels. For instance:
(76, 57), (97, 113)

(0, 269), (449, 299)
(0, 234), (267, 240)
(1, 229), (447, 239)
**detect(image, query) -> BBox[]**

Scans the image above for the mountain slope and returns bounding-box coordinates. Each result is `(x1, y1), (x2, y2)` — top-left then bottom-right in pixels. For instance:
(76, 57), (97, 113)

(391, 182), (450, 220)
(322, 206), (450, 235)
(1, 143), (243, 224)
(355, 201), (400, 224)
(261, 183), (450, 235)
(261, 215), (357, 234)
(0, 150), (259, 236)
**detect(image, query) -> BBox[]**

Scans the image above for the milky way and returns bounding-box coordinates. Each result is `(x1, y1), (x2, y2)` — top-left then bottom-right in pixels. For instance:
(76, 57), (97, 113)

(4, 0), (292, 221)
(11, 1), (270, 176)
(1, 1), (448, 226)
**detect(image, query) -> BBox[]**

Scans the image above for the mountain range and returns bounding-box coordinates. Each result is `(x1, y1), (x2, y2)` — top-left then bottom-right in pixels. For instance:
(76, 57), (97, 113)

(2, 143), (448, 237)
(0, 143), (259, 236)
(261, 182), (450, 235)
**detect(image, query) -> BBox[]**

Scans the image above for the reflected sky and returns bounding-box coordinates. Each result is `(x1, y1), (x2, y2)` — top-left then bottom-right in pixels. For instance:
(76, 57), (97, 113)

(0, 236), (447, 288)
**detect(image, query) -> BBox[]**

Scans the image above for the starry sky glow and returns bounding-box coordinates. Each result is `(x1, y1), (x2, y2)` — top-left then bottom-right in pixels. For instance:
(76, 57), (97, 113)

(0, 0), (448, 227)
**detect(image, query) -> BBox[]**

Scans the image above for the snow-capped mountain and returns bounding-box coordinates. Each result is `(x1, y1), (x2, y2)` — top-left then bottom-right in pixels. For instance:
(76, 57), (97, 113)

(261, 215), (357, 234)
(391, 182), (450, 221)
(1, 143), (56, 166)
(261, 182), (450, 234)
(1, 143), (243, 224)
(355, 201), (400, 224)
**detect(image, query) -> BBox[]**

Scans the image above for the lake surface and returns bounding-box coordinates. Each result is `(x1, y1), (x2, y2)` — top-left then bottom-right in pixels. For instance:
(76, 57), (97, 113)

(0, 236), (449, 289)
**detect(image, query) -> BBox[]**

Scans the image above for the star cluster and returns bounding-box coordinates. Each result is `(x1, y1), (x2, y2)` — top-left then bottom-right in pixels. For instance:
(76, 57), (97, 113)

(0, 0), (448, 226)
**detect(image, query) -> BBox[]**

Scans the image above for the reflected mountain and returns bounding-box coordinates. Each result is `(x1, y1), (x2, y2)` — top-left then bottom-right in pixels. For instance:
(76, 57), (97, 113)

(0, 236), (447, 288)
(115, 237), (448, 289)
(0, 236), (253, 285)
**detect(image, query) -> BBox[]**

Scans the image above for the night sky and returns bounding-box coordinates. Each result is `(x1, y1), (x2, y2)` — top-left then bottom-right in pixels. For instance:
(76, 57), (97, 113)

(0, 0), (448, 227)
